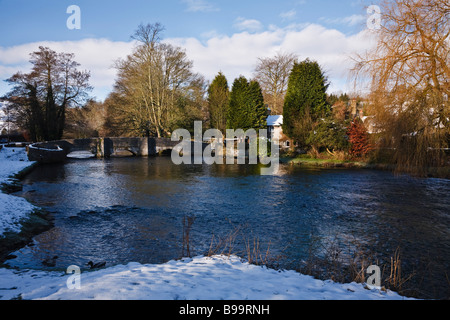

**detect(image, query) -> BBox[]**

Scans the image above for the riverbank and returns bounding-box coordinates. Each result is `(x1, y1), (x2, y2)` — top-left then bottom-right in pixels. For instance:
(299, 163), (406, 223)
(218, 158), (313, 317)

(0, 146), (43, 237)
(0, 255), (412, 300)
(0, 147), (414, 300)
(280, 156), (450, 179)
(0, 146), (53, 262)
(280, 156), (373, 169)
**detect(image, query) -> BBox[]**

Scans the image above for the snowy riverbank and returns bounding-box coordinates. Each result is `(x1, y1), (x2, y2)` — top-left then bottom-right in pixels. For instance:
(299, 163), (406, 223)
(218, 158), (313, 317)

(0, 147), (413, 300)
(0, 146), (38, 236)
(1, 255), (411, 300)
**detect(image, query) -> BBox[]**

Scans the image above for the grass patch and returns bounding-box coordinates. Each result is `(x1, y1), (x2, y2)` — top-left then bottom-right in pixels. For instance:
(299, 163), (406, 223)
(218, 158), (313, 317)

(280, 155), (370, 168)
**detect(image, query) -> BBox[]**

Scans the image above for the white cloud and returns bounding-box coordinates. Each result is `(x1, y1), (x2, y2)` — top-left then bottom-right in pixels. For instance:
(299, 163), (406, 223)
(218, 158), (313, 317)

(0, 24), (377, 100)
(280, 9), (297, 21)
(0, 39), (135, 100)
(168, 29), (283, 83)
(168, 24), (376, 93)
(320, 14), (367, 27)
(181, 0), (219, 13)
(233, 17), (264, 33)
(343, 14), (367, 26)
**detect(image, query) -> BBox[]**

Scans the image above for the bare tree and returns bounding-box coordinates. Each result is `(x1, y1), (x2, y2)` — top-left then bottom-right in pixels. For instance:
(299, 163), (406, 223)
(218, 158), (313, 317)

(112, 23), (204, 137)
(253, 52), (298, 115)
(352, 0), (449, 175)
(5, 47), (91, 141)
(64, 100), (107, 138)
(131, 22), (165, 46)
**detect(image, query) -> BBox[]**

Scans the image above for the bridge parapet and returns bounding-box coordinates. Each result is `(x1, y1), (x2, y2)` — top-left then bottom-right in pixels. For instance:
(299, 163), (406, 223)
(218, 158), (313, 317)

(103, 137), (152, 157)
(27, 137), (202, 163)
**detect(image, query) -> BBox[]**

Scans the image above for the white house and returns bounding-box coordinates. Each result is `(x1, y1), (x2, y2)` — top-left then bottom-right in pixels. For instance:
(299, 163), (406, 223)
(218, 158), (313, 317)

(267, 115), (283, 140)
(267, 115), (291, 149)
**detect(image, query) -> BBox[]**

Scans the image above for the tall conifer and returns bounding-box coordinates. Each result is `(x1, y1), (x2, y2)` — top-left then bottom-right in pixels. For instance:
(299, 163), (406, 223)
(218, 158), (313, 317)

(227, 76), (267, 131)
(207, 72), (229, 132)
(283, 59), (329, 145)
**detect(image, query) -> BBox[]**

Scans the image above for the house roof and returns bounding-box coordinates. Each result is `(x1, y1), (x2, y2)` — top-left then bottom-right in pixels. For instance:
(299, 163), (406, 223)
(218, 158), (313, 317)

(267, 115), (283, 127)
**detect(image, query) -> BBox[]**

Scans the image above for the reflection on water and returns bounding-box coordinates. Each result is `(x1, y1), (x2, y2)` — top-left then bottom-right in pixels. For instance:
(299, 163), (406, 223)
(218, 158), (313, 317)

(6, 157), (450, 299)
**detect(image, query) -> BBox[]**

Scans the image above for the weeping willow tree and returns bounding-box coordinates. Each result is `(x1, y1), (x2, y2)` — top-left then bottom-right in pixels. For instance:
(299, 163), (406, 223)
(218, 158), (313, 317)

(352, 0), (449, 176)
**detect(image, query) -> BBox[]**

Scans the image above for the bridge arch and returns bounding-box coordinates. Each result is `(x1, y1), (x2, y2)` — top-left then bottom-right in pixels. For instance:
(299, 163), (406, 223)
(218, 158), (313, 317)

(27, 137), (208, 163)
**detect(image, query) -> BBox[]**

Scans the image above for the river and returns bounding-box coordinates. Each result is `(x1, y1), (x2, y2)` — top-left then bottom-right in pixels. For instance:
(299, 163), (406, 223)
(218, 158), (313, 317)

(5, 157), (450, 299)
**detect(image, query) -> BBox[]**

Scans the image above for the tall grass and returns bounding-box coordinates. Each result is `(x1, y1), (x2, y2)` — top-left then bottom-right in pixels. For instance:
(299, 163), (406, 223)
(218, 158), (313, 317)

(181, 215), (196, 258)
(180, 218), (447, 299)
(206, 224), (272, 266)
(297, 235), (418, 297)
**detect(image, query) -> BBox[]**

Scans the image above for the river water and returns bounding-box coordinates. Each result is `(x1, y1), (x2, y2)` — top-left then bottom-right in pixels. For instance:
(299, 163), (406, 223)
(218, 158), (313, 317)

(5, 157), (450, 299)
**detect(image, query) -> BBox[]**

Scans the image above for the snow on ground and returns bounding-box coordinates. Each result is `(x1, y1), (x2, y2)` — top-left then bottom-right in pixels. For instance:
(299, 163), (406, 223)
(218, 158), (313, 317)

(0, 255), (411, 300)
(0, 146), (37, 236)
(0, 146), (32, 184)
(0, 192), (37, 236)
(0, 147), (414, 300)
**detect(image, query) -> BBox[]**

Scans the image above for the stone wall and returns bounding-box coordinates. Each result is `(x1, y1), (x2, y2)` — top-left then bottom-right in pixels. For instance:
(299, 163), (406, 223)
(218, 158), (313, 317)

(102, 137), (151, 157)
(28, 137), (210, 163)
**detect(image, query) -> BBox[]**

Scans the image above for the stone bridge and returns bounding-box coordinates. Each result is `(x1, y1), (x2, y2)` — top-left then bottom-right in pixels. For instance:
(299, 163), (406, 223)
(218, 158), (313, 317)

(28, 137), (208, 162)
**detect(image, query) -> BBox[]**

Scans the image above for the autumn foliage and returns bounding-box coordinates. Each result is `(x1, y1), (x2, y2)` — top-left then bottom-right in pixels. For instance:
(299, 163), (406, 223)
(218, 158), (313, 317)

(347, 118), (372, 159)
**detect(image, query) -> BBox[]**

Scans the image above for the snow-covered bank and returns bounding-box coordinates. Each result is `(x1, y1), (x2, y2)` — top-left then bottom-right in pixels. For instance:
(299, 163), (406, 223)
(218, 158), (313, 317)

(0, 147), (414, 300)
(0, 146), (37, 236)
(0, 255), (412, 300)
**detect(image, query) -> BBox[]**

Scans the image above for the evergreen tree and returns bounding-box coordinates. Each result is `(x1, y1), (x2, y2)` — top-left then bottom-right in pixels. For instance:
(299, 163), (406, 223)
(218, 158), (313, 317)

(227, 76), (248, 130)
(283, 59), (329, 146)
(307, 116), (350, 152)
(207, 72), (229, 132)
(227, 76), (267, 131)
(247, 80), (267, 130)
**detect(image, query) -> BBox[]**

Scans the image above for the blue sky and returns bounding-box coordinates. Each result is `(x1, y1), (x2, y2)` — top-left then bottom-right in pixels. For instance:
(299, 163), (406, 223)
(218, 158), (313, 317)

(0, 0), (378, 101)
